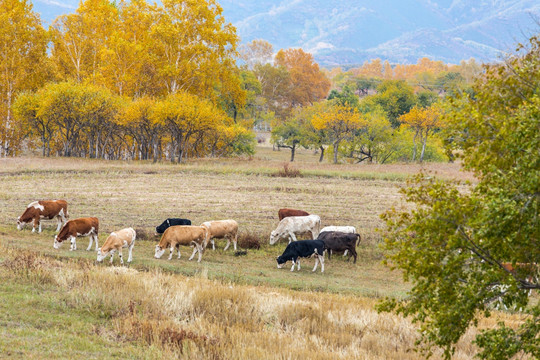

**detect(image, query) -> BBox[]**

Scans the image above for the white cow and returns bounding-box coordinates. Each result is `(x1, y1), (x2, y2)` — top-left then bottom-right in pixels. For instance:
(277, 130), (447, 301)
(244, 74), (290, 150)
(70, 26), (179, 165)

(270, 215), (321, 245)
(320, 225), (358, 256)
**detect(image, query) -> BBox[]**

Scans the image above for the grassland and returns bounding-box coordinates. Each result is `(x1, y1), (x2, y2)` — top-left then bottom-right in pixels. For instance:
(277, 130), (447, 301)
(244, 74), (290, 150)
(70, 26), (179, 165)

(0, 148), (521, 359)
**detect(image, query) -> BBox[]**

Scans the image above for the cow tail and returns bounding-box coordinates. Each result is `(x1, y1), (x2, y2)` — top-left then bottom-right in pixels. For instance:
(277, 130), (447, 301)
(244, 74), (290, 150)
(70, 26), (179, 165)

(316, 218), (321, 238)
(356, 233), (361, 246)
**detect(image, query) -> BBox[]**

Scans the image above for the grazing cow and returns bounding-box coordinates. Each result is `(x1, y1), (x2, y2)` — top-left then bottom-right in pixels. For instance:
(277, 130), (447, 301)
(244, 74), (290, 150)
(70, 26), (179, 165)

(155, 218), (192, 234)
(318, 231), (359, 264)
(201, 219), (238, 251)
(270, 215), (321, 245)
(320, 226), (358, 256)
(278, 208), (309, 221)
(154, 225), (208, 262)
(53, 217), (99, 251)
(17, 200), (68, 233)
(97, 228), (136, 265)
(276, 240), (325, 272)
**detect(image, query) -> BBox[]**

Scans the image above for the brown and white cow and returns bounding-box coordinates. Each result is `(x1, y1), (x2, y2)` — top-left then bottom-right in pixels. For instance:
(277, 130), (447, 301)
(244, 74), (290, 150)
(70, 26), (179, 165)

(200, 219), (238, 251)
(278, 208), (309, 221)
(54, 217), (99, 251)
(97, 228), (136, 265)
(17, 200), (68, 233)
(154, 225), (208, 262)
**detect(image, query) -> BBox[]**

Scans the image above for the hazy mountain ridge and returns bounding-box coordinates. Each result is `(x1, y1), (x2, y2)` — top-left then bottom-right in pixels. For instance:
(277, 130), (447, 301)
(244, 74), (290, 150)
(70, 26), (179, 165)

(32, 0), (540, 65)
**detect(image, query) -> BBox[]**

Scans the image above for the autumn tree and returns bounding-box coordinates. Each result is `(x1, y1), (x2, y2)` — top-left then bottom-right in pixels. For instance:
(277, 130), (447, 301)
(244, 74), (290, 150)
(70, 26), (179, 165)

(274, 48), (331, 108)
(341, 109), (403, 164)
(311, 100), (364, 163)
(239, 39), (273, 69)
(50, 0), (118, 83)
(0, 0), (49, 156)
(253, 63), (292, 120)
(399, 104), (443, 162)
(379, 35), (540, 359)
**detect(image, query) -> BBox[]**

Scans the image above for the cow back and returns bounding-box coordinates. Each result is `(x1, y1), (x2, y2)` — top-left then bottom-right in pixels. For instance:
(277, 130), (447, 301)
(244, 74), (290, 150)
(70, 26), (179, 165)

(160, 225), (206, 247)
(57, 217), (99, 241)
(278, 208), (309, 221)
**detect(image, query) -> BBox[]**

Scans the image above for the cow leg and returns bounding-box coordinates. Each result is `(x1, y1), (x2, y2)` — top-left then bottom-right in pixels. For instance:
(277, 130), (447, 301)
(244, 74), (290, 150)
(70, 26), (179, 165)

(38, 219), (42, 233)
(188, 245), (198, 261)
(168, 246), (174, 260)
(86, 236), (94, 251)
(224, 237), (231, 251)
(118, 248), (124, 266)
(32, 217), (38, 233)
(197, 244), (203, 262)
(127, 243), (134, 263)
(313, 257), (319, 272)
(109, 249), (115, 264)
(319, 255), (325, 273)
(290, 260), (296, 272)
(177, 246), (181, 259)
(288, 231), (297, 243)
(233, 233), (238, 251)
(211, 239), (215, 251)
(343, 250), (348, 257)
(70, 236), (76, 251)
(297, 260), (301, 271)
(56, 216), (62, 232)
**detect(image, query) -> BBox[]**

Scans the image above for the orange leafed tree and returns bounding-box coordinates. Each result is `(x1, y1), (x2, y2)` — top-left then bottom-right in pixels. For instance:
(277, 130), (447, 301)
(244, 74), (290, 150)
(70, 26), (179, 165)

(274, 48), (331, 108)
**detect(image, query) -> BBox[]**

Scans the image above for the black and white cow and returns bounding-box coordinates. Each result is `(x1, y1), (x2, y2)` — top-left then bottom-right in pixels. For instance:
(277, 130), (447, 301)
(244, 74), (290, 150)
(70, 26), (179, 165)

(276, 240), (325, 273)
(155, 218), (191, 235)
(317, 231), (359, 263)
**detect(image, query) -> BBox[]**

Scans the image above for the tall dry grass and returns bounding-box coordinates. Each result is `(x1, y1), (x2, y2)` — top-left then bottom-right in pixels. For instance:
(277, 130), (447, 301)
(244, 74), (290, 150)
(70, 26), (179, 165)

(1, 247), (527, 359)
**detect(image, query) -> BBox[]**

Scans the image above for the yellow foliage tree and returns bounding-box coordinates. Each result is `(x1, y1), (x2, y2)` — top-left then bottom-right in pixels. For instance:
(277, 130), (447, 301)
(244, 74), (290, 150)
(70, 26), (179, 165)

(0, 0), (49, 156)
(50, 0), (117, 83)
(399, 104), (443, 162)
(311, 101), (365, 163)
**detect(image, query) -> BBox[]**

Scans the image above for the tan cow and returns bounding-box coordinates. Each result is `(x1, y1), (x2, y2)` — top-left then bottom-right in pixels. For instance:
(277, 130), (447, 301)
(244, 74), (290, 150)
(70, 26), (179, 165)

(201, 219), (238, 251)
(17, 200), (68, 233)
(154, 225), (208, 262)
(54, 217), (99, 251)
(97, 228), (136, 265)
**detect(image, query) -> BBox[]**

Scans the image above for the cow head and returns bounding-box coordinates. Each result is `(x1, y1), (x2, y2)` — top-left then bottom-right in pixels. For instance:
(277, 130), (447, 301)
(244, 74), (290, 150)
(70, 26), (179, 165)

(16, 217), (25, 230)
(276, 256), (286, 268)
(53, 235), (62, 249)
(269, 231), (279, 245)
(96, 248), (107, 262)
(154, 245), (165, 259)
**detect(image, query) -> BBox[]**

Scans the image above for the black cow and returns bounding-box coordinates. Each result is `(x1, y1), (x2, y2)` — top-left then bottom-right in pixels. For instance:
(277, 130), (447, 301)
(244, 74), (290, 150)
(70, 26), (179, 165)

(318, 231), (359, 263)
(276, 240), (325, 273)
(155, 218), (191, 234)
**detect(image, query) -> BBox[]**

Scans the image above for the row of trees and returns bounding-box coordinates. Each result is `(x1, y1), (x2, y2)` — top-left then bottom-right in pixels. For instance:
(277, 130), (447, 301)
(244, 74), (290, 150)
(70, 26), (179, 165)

(1, 0), (254, 160)
(271, 78), (444, 164)
(14, 82), (252, 161)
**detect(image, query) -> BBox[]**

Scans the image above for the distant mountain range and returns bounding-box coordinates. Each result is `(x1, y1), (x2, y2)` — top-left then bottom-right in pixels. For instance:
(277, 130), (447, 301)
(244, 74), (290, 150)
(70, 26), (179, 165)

(32, 0), (540, 66)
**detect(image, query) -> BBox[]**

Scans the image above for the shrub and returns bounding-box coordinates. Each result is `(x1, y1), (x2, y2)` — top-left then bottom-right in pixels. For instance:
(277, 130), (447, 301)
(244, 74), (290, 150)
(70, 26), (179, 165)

(274, 162), (302, 178)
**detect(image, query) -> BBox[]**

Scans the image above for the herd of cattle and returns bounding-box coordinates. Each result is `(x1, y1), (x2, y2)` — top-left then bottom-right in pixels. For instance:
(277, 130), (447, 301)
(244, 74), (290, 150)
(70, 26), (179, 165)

(16, 200), (362, 272)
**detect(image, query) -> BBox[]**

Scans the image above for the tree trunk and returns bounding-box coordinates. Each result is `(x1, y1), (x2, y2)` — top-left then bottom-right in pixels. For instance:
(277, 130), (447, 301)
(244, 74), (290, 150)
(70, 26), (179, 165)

(319, 145), (325, 162)
(290, 143), (296, 162)
(333, 141), (340, 164)
(420, 131), (428, 162)
(412, 130), (418, 162)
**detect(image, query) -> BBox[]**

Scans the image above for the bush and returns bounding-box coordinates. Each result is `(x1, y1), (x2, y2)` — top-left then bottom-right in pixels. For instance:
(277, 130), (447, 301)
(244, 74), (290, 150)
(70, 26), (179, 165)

(274, 163), (302, 178)
(237, 232), (261, 250)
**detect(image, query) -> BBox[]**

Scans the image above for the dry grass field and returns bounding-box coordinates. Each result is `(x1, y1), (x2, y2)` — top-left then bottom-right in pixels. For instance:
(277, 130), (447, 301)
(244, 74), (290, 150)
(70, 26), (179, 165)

(0, 148), (521, 359)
